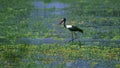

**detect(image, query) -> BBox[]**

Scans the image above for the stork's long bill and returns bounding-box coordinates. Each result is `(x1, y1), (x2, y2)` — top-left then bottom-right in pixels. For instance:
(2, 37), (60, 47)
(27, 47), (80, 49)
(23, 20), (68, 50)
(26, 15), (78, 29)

(59, 19), (64, 25)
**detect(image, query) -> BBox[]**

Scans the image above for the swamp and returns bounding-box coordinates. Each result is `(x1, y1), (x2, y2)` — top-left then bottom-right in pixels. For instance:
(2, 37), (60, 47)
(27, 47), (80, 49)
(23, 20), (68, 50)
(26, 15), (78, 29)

(0, 0), (120, 68)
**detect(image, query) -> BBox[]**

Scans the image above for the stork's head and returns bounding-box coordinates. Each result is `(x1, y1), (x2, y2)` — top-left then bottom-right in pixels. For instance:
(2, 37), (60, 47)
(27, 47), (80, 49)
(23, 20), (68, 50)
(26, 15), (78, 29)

(59, 18), (66, 25)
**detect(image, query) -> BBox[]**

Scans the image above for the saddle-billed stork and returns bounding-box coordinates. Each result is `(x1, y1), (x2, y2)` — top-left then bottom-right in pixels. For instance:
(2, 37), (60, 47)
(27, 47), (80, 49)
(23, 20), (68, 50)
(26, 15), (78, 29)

(59, 18), (83, 42)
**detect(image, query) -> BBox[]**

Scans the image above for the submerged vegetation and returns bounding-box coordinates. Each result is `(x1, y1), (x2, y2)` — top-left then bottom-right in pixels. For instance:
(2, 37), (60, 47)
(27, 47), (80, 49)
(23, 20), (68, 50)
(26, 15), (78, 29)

(0, 44), (120, 67)
(0, 0), (33, 45)
(0, 0), (120, 68)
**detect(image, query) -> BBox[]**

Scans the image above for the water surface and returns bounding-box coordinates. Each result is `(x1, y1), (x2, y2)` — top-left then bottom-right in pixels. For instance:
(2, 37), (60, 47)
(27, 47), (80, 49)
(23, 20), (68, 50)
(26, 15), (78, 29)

(16, 1), (120, 68)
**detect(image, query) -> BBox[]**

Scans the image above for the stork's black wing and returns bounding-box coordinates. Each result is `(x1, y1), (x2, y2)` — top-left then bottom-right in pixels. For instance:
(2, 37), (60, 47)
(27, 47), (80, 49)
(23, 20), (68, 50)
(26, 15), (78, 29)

(68, 26), (83, 33)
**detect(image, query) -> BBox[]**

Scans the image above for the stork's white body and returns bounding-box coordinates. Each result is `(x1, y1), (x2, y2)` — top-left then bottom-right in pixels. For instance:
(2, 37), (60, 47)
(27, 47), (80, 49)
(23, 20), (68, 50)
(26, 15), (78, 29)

(66, 25), (72, 28)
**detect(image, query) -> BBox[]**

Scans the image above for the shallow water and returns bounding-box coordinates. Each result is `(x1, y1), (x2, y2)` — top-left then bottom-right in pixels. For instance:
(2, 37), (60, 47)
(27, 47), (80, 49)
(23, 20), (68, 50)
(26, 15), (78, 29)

(34, 1), (68, 9)
(15, 0), (120, 67)
(19, 0), (120, 47)
(17, 1), (69, 45)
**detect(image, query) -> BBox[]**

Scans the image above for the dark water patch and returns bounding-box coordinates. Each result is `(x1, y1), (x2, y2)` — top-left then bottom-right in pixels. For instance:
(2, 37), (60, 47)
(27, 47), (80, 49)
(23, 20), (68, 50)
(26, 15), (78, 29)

(64, 38), (120, 47)
(95, 60), (120, 68)
(80, 39), (120, 47)
(16, 37), (120, 47)
(16, 38), (64, 45)
(34, 1), (68, 9)
(32, 1), (69, 19)
(28, 59), (119, 68)
(34, 1), (44, 9)
(30, 1), (69, 32)
(65, 60), (91, 68)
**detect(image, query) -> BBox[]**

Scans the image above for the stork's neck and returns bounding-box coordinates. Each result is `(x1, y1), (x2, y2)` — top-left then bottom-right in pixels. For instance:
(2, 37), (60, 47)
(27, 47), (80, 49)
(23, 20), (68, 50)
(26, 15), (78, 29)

(63, 21), (66, 28)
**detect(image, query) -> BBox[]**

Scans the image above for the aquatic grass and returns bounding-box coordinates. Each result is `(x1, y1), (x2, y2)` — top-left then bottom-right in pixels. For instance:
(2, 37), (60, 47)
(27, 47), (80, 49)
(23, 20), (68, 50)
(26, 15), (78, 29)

(0, 44), (120, 67)
(116, 64), (120, 68)
(0, 44), (30, 67)
(28, 44), (120, 61)
(0, 0), (120, 67)
(51, 45), (118, 60)
(0, 0), (33, 45)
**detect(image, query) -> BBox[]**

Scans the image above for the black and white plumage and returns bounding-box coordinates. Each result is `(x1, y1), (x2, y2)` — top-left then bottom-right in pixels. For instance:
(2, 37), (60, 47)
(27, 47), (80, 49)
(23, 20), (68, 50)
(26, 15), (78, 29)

(59, 18), (83, 42)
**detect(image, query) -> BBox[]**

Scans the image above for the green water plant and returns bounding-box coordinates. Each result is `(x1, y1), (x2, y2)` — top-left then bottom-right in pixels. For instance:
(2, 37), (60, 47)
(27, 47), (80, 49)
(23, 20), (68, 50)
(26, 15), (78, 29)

(0, 44), (120, 67)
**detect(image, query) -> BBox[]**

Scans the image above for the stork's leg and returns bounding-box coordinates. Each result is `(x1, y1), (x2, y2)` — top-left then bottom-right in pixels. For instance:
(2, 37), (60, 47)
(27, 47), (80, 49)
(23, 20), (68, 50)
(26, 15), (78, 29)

(74, 32), (77, 39)
(71, 32), (74, 43)
(72, 32), (78, 42)
(68, 32), (76, 43)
